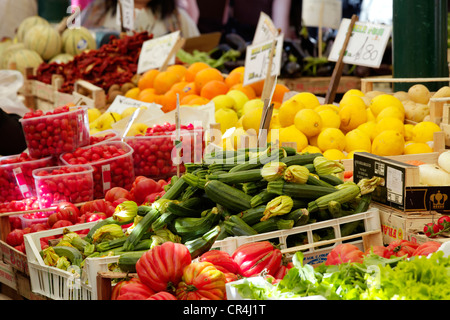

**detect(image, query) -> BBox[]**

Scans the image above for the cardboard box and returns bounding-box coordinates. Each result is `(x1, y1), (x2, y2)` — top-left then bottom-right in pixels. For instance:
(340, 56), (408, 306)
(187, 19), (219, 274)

(0, 261), (16, 290)
(376, 204), (442, 244)
(353, 152), (450, 214)
(408, 230), (450, 246)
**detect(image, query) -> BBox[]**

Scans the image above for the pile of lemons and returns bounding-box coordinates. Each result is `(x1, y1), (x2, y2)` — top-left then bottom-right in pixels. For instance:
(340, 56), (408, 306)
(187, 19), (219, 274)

(227, 86), (442, 160)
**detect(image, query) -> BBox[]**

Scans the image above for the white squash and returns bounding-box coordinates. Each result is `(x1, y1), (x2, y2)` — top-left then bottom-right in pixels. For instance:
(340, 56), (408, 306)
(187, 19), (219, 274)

(419, 164), (450, 186)
(438, 150), (450, 173)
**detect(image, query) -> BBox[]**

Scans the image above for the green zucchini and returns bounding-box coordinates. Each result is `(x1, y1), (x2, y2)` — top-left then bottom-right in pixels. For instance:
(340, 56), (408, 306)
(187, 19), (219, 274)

(160, 176), (189, 200)
(167, 201), (202, 217)
(184, 225), (221, 259)
(51, 246), (83, 266)
(267, 180), (337, 199)
(224, 215), (258, 236)
(307, 184), (361, 213)
(95, 236), (128, 252)
(306, 174), (334, 188)
(250, 190), (278, 207)
(137, 205), (154, 216)
(242, 180), (268, 195)
(281, 146), (297, 156)
(85, 216), (133, 243)
(239, 205), (266, 225)
(285, 208), (309, 226)
(151, 212), (176, 231)
(122, 206), (160, 251)
(118, 251), (148, 273)
(251, 217), (294, 233)
(204, 180), (252, 212)
(173, 210), (220, 239)
(206, 169), (263, 184)
(280, 153), (322, 166)
(318, 174), (344, 186)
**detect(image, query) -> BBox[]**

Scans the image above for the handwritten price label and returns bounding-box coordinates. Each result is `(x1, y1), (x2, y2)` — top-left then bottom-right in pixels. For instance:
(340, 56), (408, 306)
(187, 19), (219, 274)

(137, 31), (180, 74)
(328, 19), (392, 68)
(116, 0), (134, 31)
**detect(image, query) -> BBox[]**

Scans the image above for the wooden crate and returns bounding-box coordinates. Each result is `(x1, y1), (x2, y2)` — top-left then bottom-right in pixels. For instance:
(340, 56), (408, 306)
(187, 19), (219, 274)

(360, 76), (450, 94)
(279, 76), (361, 95)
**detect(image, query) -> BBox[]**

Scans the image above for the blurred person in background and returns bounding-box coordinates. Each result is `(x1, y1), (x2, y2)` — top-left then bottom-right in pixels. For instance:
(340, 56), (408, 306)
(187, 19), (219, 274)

(80, 0), (200, 38)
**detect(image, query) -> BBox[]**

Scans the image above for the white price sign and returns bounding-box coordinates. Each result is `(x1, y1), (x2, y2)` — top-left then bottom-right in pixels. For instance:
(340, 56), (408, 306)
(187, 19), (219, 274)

(137, 31), (180, 74)
(252, 12), (279, 45)
(328, 18), (392, 68)
(116, 0), (134, 31)
(243, 34), (284, 86)
(302, 0), (342, 30)
(106, 95), (162, 114)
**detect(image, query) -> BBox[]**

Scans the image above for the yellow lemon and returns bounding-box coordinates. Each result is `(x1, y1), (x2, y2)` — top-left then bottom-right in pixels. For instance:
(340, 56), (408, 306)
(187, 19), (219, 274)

(242, 106), (263, 135)
(376, 105), (405, 122)
(278, 125), (308, 152)
(301, 145), (322, 154)
(288, 92), (320, 109)
(318, 108), (341, 129)
(403, 142), (433, 154)
(270, 112), (282, 129)
(344, 128), (372, 153)
(323, 149), (346, 160)
(366, 108), (376, 122)
(226, 89), (249, 116)
(357, 121), (377, 141)
(338, 96), (367, 132)
(236, 115), (244, 128)
(242, 98), (264, 116)
(215, 107), (239, 133)
(212, 94), (236, 111)
(365, 90), (386, 100)
(294, 108), (323, 138)
(278, 98), (306, 127)
(308, 132), (320, 147)
(408, 84), (431, 104)
(124, 87), (140, 100)
(347, 149), (369, 159)
(317, 128), (346, 152)
(315, 104), (339, 113)
(412, 121), (441, 143)
(372, 130), (405, 156)
(87, 107), (102, 123)
(342, 89), (365, 100)
(369, 94), (404, 117)
(404, 124), (414, 141)
(375, 117), (405, 136)
(230, 127), (248, 150)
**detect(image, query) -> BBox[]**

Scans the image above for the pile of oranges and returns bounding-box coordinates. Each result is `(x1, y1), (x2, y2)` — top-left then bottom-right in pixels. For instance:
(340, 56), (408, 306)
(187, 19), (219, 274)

(125, 62), (290, 113)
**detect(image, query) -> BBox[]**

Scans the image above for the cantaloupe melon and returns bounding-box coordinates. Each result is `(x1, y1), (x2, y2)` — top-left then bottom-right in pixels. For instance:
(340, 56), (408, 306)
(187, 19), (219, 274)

(6, 49), (44, 75)
(61, 27), (96, 56)
(1, 43), (26, 69)
(16, 16), (50, 43)
(24, 25), (62, 61)
(49, 53), (74, 64)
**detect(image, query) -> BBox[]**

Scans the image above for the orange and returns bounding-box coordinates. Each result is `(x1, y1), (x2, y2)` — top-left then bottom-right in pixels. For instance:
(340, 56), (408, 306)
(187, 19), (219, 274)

(138, 88), (156, 100)
(225, 67), (245, 87)
(194, 68), (224, 93)
(139, 92), (160, 104)
(138, 69), (160, 90)
(188, 96), (210, 106)
(272, 84), (290, 103)
(161, 90), (178, 112)
(250, 79), (265, 97)
(272, 101), (281, 109)
(181, 94), (201, 105)
(185, 62), (211, 82)
(231, 83), (257, 100)
(153, 70), (182, 94)
(180, 82), (197, 97)
(166, 64), (187, 80)
(170, 81), (189, 95)
(200, 80), (229, 100)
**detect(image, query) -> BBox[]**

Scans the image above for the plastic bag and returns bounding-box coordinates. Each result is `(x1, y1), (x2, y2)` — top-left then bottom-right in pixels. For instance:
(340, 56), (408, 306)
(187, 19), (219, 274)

(0, 70), (30, 117)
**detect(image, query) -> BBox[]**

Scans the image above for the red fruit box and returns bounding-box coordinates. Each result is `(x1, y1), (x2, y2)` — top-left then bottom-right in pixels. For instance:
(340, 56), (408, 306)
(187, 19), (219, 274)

(89, 129), (120, 146)
(0, 153), (55, 203)
(60, 141), (135, 199)
(124, 129), (204, 180)
(20, 106), (90, 158)
(32, 165), (94, 209)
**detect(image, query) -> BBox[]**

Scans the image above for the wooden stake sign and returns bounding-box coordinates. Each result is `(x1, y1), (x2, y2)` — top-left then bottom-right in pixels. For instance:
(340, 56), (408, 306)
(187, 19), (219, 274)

(159, 37), (186, 72)
(324, 14), (358, 104)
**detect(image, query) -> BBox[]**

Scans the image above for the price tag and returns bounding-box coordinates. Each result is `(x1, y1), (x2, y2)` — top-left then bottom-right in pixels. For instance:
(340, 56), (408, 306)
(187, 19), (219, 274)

(252, 12), (279, 45)
(12, 167), (31, 198)
(137, 31), (180, 74)
(102, 164), (112, 193)
(106, 95), (163, 114)
(243, 34), (284, 86)
(302, 0), (342, 30)
(116, 0), (134, 31)
(328, 18), (392, 68)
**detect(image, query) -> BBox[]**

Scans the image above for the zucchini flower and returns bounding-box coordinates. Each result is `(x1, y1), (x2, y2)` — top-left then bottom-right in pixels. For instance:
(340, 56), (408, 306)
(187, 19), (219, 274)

(125, 215), (143, 236)
(313, 156), (345, 175)
(262, 195), (294, 221)
(83, 243), (96, 257)
(42, 247), (59, 267)
(261, 162), (287, 181)
(112, 200), (138, 222)
(154, 229), (182, 243)
(62, 230), (80, 243)
(56, 240), (75, 248)
(284, 165), (309, 184)
(92, 224), (124, 244)
(55, 256), (71, 271)
(357, 176), (385, 195)
(151, 198), (174, 214)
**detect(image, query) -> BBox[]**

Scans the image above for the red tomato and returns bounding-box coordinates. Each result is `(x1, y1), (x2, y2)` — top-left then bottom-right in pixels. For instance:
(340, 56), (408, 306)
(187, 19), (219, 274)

(364, 245), (389, 258)
(6, 229), (24, 246)
(30, 223), (48, 233)
(412, 241), (442, 256)
(51, 220), (73, 229)
(55, 201), (80, 224)
(325, 244), (364, 265)
(116, 293), (148, 300)
(112, 198), (129, 207)
(131, 177), (162, 204)
(80, 199), (115, 217)
(147, 291), (177, 300)
(438, 215), (450, 229)
(232, 241), (282, 277)
(136, 242), (191, 293)
(143, 191), (165, 204)
(385, 240), (419, 258)
(86, 212), (107, 222)
(105, 187), (133, 203)
(199, 250), (240, 274)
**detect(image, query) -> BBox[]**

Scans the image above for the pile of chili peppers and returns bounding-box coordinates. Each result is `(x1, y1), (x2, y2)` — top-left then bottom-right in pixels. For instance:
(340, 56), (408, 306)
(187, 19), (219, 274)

(32, 31), (152, 93)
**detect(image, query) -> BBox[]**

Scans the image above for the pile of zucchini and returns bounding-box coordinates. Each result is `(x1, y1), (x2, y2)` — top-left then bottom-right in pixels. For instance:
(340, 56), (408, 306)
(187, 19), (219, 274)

(40, 146), (383, 275)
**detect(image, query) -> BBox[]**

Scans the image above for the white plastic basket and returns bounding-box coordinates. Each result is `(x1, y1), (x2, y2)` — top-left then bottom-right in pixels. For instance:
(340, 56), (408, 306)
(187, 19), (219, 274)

(23, 221), (119, 300)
